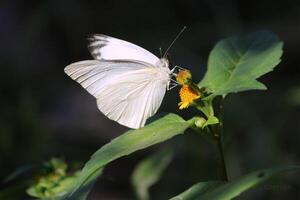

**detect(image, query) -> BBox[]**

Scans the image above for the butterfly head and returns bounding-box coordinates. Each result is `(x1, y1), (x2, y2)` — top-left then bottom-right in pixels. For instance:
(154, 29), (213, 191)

(157, 57), (169, 68)
(156, 57), (171, 75)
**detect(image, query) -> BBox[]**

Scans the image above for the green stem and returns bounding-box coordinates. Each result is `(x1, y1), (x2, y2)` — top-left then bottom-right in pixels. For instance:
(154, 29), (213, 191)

(215, 129), (228, 181)
(215, 98), (228, 181)
(195, 95), (228, 181)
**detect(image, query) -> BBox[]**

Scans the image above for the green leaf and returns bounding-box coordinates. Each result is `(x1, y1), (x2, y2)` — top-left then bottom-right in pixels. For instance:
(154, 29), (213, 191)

(198, 166), (299, 200)
(169, 181), (223, 200)
(169, 166), (299, 200)
(202, 116), (219, 128)
(66, 113), (191, 199)
(63, 170), (101, 200)
(199, 30), (283, 97)
(131, 148), (174, 200)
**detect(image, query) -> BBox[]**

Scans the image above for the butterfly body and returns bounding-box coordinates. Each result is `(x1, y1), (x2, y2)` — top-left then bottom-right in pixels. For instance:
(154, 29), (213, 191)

(65, 35), (172, 129)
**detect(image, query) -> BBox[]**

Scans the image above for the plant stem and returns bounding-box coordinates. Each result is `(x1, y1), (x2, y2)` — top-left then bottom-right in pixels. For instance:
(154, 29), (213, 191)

(215, 129), (228, 181)
(215, 98), (228, 181)
(196, 97), (229, 181)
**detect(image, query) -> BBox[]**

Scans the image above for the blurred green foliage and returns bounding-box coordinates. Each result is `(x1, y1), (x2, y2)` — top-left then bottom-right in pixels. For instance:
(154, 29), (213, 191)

(131, 148), (174, 200)
(26, 158), (79, 199)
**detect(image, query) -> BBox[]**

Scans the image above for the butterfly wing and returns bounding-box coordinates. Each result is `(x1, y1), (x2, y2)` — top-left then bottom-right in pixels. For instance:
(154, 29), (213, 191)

(64, 60), (169, 129)
(88, 34), (160, 66)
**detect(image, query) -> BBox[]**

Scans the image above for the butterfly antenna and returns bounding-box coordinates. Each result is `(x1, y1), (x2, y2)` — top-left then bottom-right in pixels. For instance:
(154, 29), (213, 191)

(159, 47), (163, 57)
(163, 26), (187, 57)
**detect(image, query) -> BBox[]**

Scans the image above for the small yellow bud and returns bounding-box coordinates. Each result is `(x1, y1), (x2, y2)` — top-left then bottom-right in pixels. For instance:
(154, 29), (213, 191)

(176, 69), (192, 85)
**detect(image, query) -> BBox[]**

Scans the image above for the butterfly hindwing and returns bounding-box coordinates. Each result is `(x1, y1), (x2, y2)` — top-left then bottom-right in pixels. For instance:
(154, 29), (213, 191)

(64, 60), (169, 128)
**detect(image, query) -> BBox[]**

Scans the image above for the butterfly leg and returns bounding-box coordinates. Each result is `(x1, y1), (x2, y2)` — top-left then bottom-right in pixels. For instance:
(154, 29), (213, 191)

(167, 79), (179, 90)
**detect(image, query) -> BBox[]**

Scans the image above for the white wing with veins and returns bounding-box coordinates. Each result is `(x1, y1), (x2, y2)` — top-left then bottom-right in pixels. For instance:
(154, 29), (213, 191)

(88, 34), (160, 66)
(64, 60), (169, 128)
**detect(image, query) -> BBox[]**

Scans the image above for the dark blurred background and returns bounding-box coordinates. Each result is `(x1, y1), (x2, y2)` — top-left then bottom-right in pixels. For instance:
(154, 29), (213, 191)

(1, 0), (300, 199)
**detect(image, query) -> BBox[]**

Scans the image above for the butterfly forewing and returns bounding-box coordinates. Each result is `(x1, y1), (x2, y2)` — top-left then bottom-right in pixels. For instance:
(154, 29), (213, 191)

(88, 34), (160, 66)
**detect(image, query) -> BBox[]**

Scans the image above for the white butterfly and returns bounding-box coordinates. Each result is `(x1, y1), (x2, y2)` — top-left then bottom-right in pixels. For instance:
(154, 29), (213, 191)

(64, 34), (174, 129)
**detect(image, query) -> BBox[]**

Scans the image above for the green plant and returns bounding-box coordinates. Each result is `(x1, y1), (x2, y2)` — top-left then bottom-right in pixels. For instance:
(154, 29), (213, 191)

(26, 158), (79, 199)
(20, 30), (299, 199)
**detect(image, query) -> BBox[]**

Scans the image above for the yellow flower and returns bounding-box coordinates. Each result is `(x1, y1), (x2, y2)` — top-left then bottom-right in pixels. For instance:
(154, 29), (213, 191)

(176, 69), (192, 85)
(178, 85), (201, 109)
